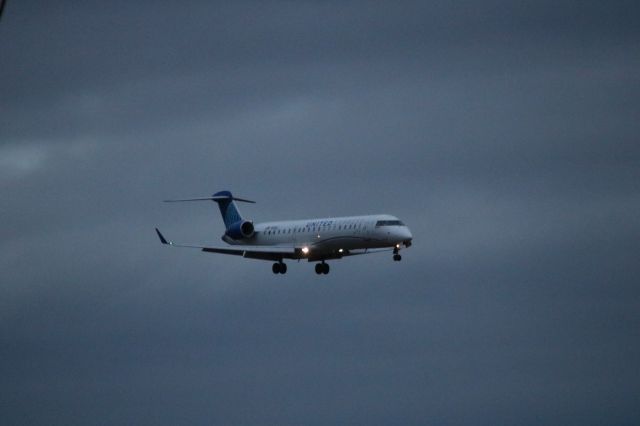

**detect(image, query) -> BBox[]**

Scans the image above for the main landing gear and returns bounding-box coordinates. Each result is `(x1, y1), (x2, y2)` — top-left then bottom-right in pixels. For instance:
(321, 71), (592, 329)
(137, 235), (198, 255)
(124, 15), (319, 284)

(272, 262), (287, 274)
(393, 246), (402, 262)
(315, 262), (330, 275)
(272, 262), (330, 275)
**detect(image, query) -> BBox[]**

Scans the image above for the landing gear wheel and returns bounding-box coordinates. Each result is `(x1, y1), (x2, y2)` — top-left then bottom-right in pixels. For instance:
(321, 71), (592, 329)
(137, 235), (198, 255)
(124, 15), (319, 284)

(272, 262), (287, 274)
(315, 262), (330, 275)
(393, 254), (402, 261)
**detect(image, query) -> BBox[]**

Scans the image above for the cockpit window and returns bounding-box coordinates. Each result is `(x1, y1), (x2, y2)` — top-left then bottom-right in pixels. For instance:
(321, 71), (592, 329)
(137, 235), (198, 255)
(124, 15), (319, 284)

(375, 220), (404, 227)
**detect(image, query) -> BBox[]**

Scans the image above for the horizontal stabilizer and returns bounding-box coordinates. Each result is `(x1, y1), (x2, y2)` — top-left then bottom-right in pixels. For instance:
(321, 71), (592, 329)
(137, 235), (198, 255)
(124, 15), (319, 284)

(164, 196), (255, 203)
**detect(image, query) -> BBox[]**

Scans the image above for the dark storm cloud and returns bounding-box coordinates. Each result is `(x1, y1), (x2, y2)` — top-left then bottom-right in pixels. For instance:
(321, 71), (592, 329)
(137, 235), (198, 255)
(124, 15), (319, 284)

(1, 1), (640, 425)
(3, 0), (638, 141)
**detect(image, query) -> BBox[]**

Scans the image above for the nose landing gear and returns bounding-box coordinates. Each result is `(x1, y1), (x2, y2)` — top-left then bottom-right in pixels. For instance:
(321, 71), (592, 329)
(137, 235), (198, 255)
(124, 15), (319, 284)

(393, 246), (402, 262)
(315, 262), (330, 275)
(272, 262), (287, 274)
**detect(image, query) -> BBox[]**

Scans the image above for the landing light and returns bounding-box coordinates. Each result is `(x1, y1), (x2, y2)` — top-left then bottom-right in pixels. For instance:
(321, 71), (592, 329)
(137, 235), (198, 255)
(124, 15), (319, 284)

(338, 248), (343, 253)
(302, 246), (309, 255)
(395, 243), (400, 249)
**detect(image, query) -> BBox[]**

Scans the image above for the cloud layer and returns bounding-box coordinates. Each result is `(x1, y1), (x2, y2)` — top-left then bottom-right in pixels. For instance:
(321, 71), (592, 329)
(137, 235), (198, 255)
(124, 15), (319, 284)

(1, 1), (639, 424)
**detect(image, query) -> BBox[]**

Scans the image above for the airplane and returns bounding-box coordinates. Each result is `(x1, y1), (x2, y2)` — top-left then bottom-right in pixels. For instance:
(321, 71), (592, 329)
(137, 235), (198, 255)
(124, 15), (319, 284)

(155, 190), (413, 275)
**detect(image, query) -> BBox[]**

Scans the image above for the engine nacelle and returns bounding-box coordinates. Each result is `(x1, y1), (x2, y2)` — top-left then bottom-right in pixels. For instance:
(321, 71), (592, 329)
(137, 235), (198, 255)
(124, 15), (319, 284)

(225, 220), (255, 240)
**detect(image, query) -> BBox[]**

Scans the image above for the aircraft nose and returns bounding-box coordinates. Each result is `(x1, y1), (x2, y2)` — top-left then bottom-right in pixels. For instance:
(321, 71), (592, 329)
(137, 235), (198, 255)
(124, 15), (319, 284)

(399, 227), (413, 243)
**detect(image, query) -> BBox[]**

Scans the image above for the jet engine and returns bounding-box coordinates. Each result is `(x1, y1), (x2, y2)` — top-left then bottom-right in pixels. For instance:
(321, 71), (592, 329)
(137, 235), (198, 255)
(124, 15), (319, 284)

(225, 220), (255, 240)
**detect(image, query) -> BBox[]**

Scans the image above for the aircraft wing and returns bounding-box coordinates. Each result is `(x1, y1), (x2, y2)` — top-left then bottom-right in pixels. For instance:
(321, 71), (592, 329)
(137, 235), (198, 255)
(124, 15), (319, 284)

(155, 228), (297, 261)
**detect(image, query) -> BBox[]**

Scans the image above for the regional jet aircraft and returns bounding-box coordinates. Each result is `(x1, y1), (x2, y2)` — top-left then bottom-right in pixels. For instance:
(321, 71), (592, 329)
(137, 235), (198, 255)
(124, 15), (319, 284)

(155, 190), (413, 275)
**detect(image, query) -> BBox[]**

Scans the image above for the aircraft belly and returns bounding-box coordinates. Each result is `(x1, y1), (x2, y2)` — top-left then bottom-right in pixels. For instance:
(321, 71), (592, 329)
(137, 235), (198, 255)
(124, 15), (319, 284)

(312, 236), (385, 252)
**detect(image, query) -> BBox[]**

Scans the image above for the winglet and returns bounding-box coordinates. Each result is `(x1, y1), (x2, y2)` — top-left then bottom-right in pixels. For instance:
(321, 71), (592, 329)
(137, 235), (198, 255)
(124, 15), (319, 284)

(155, 228), (170, 245)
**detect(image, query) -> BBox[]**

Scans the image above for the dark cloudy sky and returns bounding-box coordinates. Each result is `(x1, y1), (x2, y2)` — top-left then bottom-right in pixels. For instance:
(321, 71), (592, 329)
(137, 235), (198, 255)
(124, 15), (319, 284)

(2, 1), (639, 424)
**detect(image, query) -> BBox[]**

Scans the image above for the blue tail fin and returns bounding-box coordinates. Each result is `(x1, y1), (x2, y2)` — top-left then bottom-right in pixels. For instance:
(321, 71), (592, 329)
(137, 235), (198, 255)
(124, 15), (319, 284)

(213, 190), (244, 228)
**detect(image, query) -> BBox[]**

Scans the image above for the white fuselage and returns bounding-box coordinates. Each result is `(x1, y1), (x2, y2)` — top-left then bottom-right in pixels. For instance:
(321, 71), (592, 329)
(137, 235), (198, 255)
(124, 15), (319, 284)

(224, 214), (412, 260)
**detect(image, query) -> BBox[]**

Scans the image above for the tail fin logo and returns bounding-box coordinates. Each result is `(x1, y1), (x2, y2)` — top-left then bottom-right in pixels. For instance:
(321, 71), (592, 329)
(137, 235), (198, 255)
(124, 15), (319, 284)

(213, 190), (245, 228)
